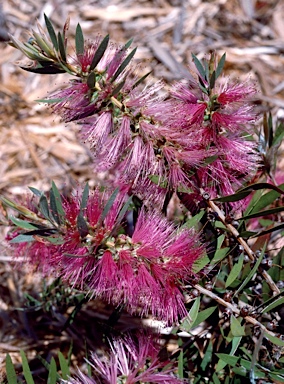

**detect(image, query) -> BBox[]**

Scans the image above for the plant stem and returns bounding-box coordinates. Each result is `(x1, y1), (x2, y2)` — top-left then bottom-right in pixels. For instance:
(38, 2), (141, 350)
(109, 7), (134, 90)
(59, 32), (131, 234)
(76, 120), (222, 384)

(206, 196), (280, 295)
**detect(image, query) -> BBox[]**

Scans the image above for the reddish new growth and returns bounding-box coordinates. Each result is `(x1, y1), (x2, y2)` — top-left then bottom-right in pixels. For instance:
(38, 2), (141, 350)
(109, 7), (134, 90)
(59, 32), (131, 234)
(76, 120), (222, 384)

(64, 333), (183, 384)
(9, 188), (203, 325)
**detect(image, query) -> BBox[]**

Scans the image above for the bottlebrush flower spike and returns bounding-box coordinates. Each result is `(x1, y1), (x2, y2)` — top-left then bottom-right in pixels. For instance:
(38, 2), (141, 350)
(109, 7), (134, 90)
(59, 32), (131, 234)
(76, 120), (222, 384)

(157, 52), (260, 200)
(6, 184), (204, 325)
(63, 333), (184, 384)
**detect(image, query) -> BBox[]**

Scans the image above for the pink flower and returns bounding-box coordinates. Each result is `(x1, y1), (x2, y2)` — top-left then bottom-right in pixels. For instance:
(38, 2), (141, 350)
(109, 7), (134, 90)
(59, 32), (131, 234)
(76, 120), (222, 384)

(9, 188), (203, 325)
(63, 333), (184, 384)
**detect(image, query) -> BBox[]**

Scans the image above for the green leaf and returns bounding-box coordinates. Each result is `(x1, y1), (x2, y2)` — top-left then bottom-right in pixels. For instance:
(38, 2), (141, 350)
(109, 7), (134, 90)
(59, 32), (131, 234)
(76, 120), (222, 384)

(215, 353), (239, 367)
(230, 315), (245, 337)
(180, 296), (200, 331)
(124, 38), (133, 50)
(213, 190), (251, 203)
(241, 206), (284, 220)
(37, 98), (65, 104)
(191, 306), (217, 328)
(39, 194), (50, 221)
(178, 350), (184, 379)
(20, 350), (35, 384)
(9, 216), (37, 230)
(6, 354), (17, 384)
(77, 212), (89, 239)
(215, 335), (242, 371)
(191, 53), (206, 79)
(203, 154), (218, 165)
(28, 186), (42, 197)
(75, 23), (84, 56)
(111, 47), (137, 83)
(100, 188), (119, 223)
(272, 121), (284, 147)
(10, 234), (35, 243)
(192, 253), (210, 273)
(251, 223), (284, 238)
(80, 183), (89, 211)
(47, 357), (57, 384)
(234, 245), (265, 296)
(111, 80), (126, 97)
(265, 332), (284, 347)
(215, 53), (226, 79)
(131, 71), (152, 89)
(44, 14), (58, 51)
(87, 72), (96, 89)
(225, 254), (244, 288)
(112, 196), (133, 232)
(51, 181), (65, 220)
(49, 189), (60, 225)
(90, 34), (109, 70)
(58, 31), (66, 62)
(184, 209), (206, 229)
(58, 352), (70, 380)
(261, 296), (284, 314)
(32, 31), (54, 57)
(210, 70), (216, 89)
(210, 247), (230, 265)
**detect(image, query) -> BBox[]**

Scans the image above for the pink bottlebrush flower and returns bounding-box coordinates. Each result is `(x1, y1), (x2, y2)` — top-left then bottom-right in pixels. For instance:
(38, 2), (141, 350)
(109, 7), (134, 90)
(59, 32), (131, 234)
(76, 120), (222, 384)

(63, 334), (184, 384)
(9, 188), (203, 325)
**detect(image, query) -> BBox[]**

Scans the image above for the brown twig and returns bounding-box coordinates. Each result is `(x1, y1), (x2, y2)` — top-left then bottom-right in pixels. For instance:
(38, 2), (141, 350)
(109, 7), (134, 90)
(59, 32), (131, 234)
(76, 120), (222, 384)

(194, 284), (277, 337)
(206, 196), (281, 295)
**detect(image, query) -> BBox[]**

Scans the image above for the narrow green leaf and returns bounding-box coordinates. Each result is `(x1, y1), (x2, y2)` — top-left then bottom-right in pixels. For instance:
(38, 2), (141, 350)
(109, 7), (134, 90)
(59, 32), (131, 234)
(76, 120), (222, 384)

(10, 234), (35, 243)
(272, 121), (284, 147)
(112, 196), (132, 231)
(239, 182), (284, 195)
(241, 206), (284, 220)
(203, 154), (218, 165)
(32, 30), (54, 56)
(58, 31), (66, 62)
(80, 183), (89, 212)
(20, 350), (35, 384)
(234, 245), (265, 296)
(47, 357), (57, 384)
(177, 350), (184, 379)
(111, 47), (137, 83)
(28, 186), (42, 197)
(191, 53), (206, 79)
(90, 34), (109, 70)
(49, 189), (60, 225)
(51, 181), (65, 219)
(251, 223), (284, 238)
(215, 353), (239, 367)
(192, 254), (210, 273)
(39, 194), (50, 221)
(37, 98), (65, 104)
(77, 212), (89, 239)
(58, 351), (70, 380)
(87, 72), (96, 89)
(215, 53), (226, 79)
(265, 332), (284, 347)
(124, 38), (133, 50)
(5, 354), (17, 384)
(225, 254), (244, 288)
(184, 209), (206, 229)
(9, 216), (37, 230)
(212, 373), (221, 384)
(131, 71), (152, 90)
(230, 315), (245, 337)
(44, 14), (58, 51)
(210, 70), (216, 89)
(213, 190), (251, 203)
(75, 23), (84, 56)
(180, 296), (200, 331)
(100, 188), (119, 223)
(111, 80), (125, 96)
(191, 306), (217, 328)
(210, 247), (230, 265)
(261, 296), (284, 314)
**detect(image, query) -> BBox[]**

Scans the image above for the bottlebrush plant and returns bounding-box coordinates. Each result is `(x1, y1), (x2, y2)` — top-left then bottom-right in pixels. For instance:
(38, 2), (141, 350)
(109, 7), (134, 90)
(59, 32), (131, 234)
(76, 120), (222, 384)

(2, 15), (284, 383)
